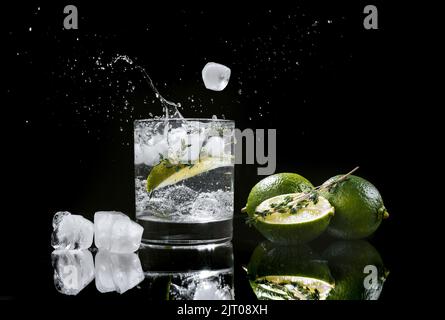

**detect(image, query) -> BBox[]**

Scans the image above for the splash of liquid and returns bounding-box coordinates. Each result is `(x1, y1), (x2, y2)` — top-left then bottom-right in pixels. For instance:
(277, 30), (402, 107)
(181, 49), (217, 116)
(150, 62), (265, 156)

(112, 55), (183, 119)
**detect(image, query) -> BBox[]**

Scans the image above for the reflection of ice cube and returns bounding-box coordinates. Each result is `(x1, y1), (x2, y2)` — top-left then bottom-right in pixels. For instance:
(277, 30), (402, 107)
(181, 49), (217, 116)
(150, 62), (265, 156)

(202, 62), (231, 91)
(51, 211), (94, 250)
(94, 211), (143, 253)
(95, 250), (144, 294)
(51, 250), (94, 295)
(194, 279), (233, 300)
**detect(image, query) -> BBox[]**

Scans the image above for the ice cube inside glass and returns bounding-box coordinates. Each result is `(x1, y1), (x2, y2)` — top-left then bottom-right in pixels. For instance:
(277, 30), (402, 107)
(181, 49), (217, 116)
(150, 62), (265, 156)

(134, 118), (235, 244)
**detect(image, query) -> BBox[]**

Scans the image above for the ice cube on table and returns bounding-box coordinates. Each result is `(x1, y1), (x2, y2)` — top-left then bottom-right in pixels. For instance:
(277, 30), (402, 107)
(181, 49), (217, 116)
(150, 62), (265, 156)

(51, 211), (94, 250)
(202, 62), (231, 91)
(95, 250), (144, 294)
(94, 211), (143, 253)
(51, 249), (95, 295)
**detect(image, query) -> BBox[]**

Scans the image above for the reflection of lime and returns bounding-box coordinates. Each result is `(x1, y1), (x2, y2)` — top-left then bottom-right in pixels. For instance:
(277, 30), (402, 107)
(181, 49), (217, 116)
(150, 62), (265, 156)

(251, 193), (334, 244)
(146, 156), (231, 192)
(322, 240), (388, 300)
(320, 175), (389, 239)
(245, 173), (313, 216)
(247, 242), (334, 300)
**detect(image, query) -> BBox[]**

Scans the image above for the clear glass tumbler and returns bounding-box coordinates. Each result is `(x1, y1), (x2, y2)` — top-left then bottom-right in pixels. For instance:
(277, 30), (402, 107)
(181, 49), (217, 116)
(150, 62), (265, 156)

(134, 118), (235, 244)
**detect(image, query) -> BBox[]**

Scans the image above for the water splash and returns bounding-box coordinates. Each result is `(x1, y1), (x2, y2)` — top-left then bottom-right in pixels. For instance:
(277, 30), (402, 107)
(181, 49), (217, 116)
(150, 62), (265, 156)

(112, 55), (183, 119)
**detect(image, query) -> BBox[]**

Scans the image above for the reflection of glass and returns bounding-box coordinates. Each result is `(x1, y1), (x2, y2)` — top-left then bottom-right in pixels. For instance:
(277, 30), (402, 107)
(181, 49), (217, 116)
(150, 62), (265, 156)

(51, 250), (144, 295)
(134, 119), (235, 244)
(139, 242), (234, 300)
(247, 240), (388, 300)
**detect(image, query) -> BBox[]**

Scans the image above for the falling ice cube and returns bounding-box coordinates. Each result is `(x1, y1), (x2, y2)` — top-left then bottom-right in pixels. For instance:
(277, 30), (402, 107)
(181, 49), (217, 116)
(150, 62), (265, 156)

(95, 250), (144, 294)
(51, 249), (95, 295)
(202, 62), (231, 91)
(51, 211), (94, 250)
(94, 211), (143, 253)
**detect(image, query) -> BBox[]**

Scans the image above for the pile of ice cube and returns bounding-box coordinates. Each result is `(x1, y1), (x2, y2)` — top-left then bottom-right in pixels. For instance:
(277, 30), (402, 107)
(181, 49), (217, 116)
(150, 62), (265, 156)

(51, 211), (145, 295)
(134, 122), (233, 167)
(51, 211), (143, 252)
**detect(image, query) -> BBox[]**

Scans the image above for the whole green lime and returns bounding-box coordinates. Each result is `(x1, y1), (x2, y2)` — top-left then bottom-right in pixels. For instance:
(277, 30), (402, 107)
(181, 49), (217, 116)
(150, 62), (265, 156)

(245, 173), (313, 216)
(322, 240), (388, 300)
(320, 175), (389, 239)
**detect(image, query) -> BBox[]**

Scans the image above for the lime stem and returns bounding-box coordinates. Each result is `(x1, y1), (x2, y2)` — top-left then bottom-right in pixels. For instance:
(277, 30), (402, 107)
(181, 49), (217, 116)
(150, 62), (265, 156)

(319, 166), (360, 191)
(289, 167), (360, 205)
(383, 210), (389, 219)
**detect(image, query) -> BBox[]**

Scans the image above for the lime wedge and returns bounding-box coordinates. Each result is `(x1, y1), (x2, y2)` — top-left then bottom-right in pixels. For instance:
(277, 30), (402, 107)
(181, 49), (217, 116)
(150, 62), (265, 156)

(251, 193), (334, 244)
(147, 156), (232, 192)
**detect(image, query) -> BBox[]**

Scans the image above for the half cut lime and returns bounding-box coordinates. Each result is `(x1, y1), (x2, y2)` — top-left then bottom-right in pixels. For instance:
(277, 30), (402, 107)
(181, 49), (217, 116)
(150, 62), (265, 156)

(251, 193), (334, 244)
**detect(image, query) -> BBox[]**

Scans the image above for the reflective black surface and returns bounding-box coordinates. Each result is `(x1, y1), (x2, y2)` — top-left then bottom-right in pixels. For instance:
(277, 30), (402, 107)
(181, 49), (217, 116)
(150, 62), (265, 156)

(48, 216), (391, 300)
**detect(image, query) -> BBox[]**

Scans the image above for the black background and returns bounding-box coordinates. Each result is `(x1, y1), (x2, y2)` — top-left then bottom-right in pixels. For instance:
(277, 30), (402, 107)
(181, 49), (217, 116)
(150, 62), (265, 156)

(2, 0), (419, 309)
